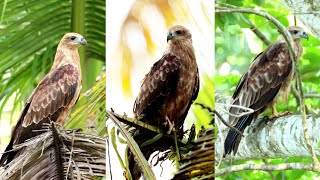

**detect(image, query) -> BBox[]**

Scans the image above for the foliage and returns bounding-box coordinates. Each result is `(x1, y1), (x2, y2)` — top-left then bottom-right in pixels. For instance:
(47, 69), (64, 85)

(193, 75), (215, 130)
(0, 0), (106, 119)
(215, 0), (320, 179)
(107, 111), (156, 180)
(173, 128), (214, 179)
(66, 72), (106, 136)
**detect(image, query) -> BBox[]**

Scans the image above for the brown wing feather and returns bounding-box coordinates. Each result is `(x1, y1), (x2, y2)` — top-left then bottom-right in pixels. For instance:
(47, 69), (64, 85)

(0, 64), (79, 165)
(191, 67), (200, 102)
(229, 42), (292, 125)
(133, 54), (180, 124)
(176, 67), (199, 131)
(23, 64), (79, 127)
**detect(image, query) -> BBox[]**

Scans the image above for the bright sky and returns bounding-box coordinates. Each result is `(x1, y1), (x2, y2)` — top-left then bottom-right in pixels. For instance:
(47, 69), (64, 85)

(106, 0), (213, 179)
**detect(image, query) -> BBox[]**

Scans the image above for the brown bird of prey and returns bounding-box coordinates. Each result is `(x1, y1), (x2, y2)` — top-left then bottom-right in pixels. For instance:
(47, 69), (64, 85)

(128, 25), (199, 179)
(224, 26), (308, 156)
(0, 33), (86, 166)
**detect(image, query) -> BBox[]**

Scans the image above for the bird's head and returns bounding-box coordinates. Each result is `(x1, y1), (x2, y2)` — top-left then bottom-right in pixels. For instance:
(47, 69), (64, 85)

(60, 33), (87, 49)
(287, 26), (309, 40)
(167, 25), (192, 44)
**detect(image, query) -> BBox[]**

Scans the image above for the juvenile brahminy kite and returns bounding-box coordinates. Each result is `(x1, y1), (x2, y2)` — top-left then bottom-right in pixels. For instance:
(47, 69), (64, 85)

(129, 25), (199, 179)
(0, 33), (86, 166)
(224, 26), (308, 156)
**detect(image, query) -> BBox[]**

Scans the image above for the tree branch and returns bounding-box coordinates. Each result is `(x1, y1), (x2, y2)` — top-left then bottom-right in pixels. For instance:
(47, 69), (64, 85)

(305, 94), (320, 99)
(249, 24), (272, 46)
(281, 0), (320, 39)
(107, 110), (161, 134)
(215, 114), (320, 162)
(194, 102), (243, 136)
(106, 110), (187, 147)
(216, 163), (315, 176)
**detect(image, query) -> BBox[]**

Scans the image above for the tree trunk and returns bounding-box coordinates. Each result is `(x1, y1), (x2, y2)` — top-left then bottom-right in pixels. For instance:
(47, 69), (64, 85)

(215, 95), (320, 162)
(281, 0), (320, 39)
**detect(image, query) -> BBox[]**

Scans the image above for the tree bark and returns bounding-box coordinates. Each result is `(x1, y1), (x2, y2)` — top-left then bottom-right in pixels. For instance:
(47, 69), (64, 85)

(215, 95), (320, 162)
(281, 0), (320, 39)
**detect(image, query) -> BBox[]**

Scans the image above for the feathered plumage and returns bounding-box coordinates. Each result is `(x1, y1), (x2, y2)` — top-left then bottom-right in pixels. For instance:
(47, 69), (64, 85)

(129, 25), (199, 179)
(224, 26), (308, 156)
(0, 32), (86, 166)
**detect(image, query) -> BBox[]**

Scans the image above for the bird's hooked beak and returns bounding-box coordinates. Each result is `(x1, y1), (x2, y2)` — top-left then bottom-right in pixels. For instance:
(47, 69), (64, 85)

(301, 31), (309, 40)
(78, 38), (88, 45)
(167, 32), (174, 42)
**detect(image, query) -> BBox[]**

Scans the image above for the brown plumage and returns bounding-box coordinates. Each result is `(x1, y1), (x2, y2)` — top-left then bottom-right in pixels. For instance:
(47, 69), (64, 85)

(224, 26), (308, 156)
(0, 33), (86, 166)
(129, 25), (199, 179)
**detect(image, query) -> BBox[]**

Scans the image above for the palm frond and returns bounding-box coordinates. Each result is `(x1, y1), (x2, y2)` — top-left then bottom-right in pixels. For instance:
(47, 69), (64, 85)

(107, 111), (156, 180)
(66, 72), (106, 136)
(173, 128), (214, 179)
(0, 123), (106, 180)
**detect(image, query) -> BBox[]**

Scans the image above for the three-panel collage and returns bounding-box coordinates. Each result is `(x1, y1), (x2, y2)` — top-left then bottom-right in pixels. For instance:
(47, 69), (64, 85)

(0, 0), (319, 179)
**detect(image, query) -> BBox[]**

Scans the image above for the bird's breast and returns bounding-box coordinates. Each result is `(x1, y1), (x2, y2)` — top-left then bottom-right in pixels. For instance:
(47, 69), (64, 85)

(278, 67), (294, 103)
(162, 64), (197, 122)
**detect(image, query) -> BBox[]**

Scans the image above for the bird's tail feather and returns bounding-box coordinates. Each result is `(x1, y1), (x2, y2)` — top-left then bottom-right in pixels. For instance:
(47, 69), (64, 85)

(224, 114), (254, 156)
(0, 140), (15, 167)
(128, 147), (153, 180)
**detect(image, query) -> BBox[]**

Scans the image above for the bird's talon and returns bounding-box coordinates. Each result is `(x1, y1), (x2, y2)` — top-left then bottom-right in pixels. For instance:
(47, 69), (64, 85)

(166, 118), (174, 134)
(279, 111), (292, 117)
(268, 114), (278, 119)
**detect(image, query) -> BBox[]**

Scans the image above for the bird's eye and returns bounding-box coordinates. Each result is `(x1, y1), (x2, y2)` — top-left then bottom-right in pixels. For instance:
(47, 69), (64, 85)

(176, 30), (182, 35)
(70, 36), (76, 40)
(293, 30), (298, 34)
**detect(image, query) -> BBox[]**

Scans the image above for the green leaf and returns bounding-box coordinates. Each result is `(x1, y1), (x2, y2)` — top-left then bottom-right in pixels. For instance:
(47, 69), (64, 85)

(253, 0), (265, 6)
(107, 111), (156, 180)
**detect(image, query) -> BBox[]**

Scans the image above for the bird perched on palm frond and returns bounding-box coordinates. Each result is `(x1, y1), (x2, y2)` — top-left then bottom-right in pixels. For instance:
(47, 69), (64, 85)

(224, 26), (308, 156)
(0, 33), (86, 166)
(128, 25), (199, 179)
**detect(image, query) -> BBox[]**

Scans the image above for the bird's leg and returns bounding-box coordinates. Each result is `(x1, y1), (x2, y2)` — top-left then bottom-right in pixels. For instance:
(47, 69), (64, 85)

(166, 116), (174, 134)
(268, 105), (279, 119)
(268, 104), (292, 120)
(165, 116), (180, 160)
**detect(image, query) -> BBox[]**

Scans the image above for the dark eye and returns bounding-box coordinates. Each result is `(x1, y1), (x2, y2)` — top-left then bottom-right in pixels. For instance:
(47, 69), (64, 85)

(293, 30), (298, 34)
(70, 36), (76, 40)
(176, 30), (182, 35)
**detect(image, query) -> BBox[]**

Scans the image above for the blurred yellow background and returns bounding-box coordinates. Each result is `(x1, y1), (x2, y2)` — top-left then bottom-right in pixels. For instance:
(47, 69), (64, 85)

(106, 0), (213, 179)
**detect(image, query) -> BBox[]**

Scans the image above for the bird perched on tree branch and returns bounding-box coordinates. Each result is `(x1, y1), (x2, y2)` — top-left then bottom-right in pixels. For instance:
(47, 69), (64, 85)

(128, 25), (199, 179)
(224, 26), (308, 156)
(0, 33), (86, 166)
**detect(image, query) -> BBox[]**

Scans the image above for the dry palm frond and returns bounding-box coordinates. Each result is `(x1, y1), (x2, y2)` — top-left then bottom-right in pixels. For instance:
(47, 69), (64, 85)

(173, 128), (214, 180)
(107, 110), (215, 179)
(0, 123), (106, 180)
